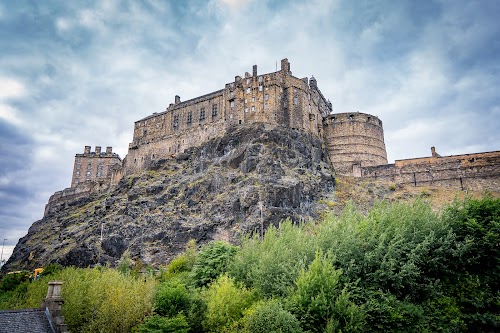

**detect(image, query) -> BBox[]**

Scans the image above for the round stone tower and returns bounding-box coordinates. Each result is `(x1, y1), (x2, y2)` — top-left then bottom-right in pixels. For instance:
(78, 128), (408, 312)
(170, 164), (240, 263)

(323, 112), (388, 175)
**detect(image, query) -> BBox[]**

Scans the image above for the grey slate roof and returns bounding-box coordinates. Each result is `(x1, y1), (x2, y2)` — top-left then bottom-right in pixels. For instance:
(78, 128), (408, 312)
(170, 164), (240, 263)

(0, 308), (55, 333)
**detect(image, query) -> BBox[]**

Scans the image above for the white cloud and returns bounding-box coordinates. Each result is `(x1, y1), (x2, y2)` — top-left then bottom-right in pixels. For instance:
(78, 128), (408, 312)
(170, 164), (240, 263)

(0, 77), (26, 100)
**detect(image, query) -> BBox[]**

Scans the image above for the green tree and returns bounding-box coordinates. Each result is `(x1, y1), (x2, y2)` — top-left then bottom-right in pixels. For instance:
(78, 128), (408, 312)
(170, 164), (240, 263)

(286, 250), (364, 333)
(202, 275), (257, 332)
(137, 314), (189, 333)
(154, 280), (192, 318)
(190, 241), (237, 288)
(230, 220), (315, 298)
(243, 299), (302, 333)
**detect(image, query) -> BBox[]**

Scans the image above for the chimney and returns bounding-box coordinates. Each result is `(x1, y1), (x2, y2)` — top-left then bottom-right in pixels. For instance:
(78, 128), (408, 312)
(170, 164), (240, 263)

(175, 95), (181, 104)
(431, 147), (441, 157)
(41, 281), (68, 333)
(95, 146), (101, 154)
(280, 58), (290, 73)
(309, 76), (317, 88)
(106, 146), (112, 154)
(84, 146), (91, 154)
(253, 65), (257, 77)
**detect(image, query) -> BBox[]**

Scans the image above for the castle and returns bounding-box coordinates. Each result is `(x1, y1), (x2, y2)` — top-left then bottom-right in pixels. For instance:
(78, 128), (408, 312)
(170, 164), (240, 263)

(47, 58), (499, 214)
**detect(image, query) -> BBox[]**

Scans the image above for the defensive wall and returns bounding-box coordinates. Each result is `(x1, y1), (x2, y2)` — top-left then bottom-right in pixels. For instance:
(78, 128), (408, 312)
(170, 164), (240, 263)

(360, 149), (500, 192)
(323, 112), (388, 175)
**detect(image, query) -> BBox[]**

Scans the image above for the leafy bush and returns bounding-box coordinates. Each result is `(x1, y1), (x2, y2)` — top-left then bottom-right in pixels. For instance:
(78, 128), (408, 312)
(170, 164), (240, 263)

(286, 250), (364, 333)
(243, 299), (302, 333)
(202, 275), (257, 332)
(137, 314), (189, 333)
(190, 241), (237, 288)
(154, 280), (192, 317)
(17, 267), (157, 333)
(230, 220), (315, 298)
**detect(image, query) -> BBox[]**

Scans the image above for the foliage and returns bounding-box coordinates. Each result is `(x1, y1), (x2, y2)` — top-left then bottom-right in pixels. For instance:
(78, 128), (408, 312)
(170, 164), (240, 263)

(243, 299), (303, 333)
(160, 239), (197, 282)
(10, 266), (157, 333)
(190, 241), (237, 288)
(441, 196), (500, 331)
(286, 250), (364, 333)
(230, 220), (315, 298)
(2, 197), (499, 332)
(0, 271), (30, 292)
(202, 275), (258, 332)
(154, 280), (192, 318)
(137, 314), (189, 333)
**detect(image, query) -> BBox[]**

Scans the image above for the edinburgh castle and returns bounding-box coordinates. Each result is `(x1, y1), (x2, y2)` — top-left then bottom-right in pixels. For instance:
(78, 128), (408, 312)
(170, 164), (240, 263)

(47, 58), (500, 213)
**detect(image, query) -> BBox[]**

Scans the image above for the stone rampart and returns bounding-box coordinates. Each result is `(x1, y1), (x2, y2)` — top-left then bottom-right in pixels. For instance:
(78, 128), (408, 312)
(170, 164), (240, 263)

(323, 112), (388, 175)
(361, 150), (500, 192)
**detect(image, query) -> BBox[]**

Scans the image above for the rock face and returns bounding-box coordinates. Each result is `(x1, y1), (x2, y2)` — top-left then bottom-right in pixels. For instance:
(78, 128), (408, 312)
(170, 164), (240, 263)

(4, 124), (335, 270)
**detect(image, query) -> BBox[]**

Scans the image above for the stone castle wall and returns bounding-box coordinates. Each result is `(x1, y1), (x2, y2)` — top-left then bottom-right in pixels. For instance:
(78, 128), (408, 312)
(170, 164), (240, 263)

(361, 150), (500, 191)
(71, 146), (121, 187)
(323, 112), (388, 175)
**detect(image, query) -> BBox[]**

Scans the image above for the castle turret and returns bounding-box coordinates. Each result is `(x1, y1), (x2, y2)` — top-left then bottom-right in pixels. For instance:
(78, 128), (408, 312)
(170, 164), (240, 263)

(323, 112), (388, 175)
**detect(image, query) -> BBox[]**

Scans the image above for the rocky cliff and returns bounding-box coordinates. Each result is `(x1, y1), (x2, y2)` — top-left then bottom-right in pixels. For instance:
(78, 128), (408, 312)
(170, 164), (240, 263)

(4, 124), (335, 270)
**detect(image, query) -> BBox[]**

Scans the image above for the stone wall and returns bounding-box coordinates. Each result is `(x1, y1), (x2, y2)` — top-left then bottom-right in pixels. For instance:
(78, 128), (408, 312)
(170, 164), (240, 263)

(71, 146), (122, 187)
(361, 150), (500, 192)
(323, 112), (388, 175)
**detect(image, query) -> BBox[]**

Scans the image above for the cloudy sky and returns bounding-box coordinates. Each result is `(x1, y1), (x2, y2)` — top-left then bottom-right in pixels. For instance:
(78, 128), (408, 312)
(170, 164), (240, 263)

(1, 0), (499, 262)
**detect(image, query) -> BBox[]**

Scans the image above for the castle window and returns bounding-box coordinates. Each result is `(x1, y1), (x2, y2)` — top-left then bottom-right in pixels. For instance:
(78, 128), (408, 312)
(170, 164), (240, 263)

(212, 104), (218, 118)
(264, 94), (269, 101)
(244, 99), (247, 104)
(199, 108), (206, 121)
(264, 103), (269, 110)
(230, 101), (235, 108)
(230, 91), (234, 98)
(349, 114), (354, 120)
(187, 112), (192, 125)
(259, 85), (263, 91)
(258, 76), (263, 82)
(367, 117), (371, 122)
(252, 97), (255, 102)
(246, 87), (251, 94)
(294, 96), (298, 105)
(86, 171), (91, 177)
(173, 115), (179, 129)
(76, 171), (80, 176)
(245, 107), (248, 113)
(246, 78), (250, 84)
(265, 86), (268, 91)
(251, 106), (255, 111)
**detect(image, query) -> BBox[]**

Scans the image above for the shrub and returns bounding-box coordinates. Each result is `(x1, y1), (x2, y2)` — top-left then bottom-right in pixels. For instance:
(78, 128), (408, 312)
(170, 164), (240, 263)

(190, 241), (237, 288)
(286, 250), (364, 333)
(230, 220), (315, 298)
(154, 280), (191, 318)
(202, 275), (257, 332)
(137, 314), (189, 333)
(243, 299), (302, 333)
(18, 267), (157, 333)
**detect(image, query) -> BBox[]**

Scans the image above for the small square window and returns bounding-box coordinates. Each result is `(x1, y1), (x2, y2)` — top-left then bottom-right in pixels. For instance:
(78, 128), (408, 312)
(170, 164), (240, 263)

(246, 87), (251, 93)
(251, 106), (255, 111)
(259, 86), (263, 91)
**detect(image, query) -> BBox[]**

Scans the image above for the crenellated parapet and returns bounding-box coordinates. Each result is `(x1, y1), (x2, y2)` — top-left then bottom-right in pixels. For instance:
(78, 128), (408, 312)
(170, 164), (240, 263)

(71, 146), (122, 188)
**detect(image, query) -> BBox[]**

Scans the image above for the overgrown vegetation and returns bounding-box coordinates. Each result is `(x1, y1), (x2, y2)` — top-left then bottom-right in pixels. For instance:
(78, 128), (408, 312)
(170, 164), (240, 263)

(1, 197), (498, 332)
